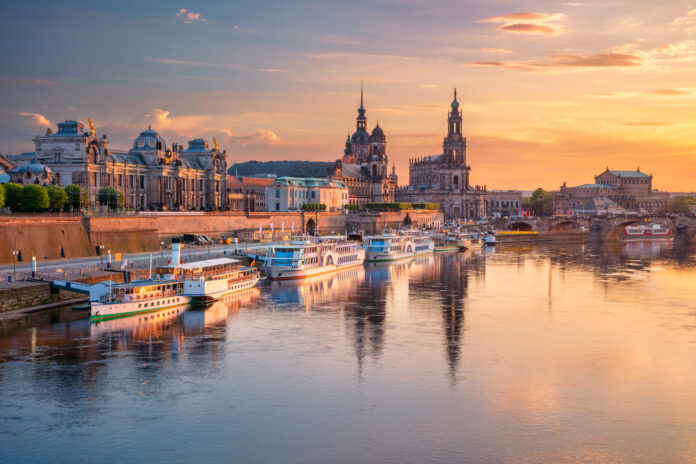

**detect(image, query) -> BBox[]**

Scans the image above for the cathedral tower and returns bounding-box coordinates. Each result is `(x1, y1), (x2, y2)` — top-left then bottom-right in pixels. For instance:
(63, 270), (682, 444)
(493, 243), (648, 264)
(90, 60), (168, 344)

(442, 89), (466, 166)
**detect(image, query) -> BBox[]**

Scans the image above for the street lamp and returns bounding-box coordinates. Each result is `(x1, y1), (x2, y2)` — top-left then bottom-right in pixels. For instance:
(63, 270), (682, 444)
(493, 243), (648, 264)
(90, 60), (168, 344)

(10, 230), (17, 278)
(160, 241), (165, 264)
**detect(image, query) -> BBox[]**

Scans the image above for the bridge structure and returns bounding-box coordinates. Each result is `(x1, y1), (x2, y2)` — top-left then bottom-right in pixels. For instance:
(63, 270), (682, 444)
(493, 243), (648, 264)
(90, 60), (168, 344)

(495, 214), (696, 241)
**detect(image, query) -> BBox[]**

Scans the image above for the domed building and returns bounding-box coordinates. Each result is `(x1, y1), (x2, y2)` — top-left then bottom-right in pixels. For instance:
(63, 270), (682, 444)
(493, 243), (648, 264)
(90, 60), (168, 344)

(9, 159), (54, 185)
(16, 120), (227, 210)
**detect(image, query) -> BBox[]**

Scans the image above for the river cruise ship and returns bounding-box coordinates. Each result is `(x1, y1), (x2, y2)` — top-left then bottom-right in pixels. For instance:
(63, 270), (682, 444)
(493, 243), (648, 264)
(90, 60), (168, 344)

(263, 236), (365, 280)
(622, 223), (673, 240)
(364, 229), (434, 262)
(90, 280), (189, 322)
(163, 258), (260, 304)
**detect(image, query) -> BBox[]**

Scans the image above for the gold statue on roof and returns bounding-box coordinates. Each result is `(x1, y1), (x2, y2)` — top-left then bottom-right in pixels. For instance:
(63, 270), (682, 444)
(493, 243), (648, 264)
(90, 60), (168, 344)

(212, 137), (219, 151)
(87, 117), (95, 134)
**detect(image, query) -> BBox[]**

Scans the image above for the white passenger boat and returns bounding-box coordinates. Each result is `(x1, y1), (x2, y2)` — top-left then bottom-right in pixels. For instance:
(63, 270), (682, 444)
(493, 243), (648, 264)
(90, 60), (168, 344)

(485, 231), (496, 246)
(90, 280), (189, 322)
(159, 258), (260, 304)
(156, 239), (260, 304)
(364, 229), (434, 262)
(263, 235), (365, 280)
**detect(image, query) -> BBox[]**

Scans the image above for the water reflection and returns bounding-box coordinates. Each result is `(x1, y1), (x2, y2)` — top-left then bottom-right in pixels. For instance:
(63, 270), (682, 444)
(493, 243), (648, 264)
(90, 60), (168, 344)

(1, 242), (696, 463)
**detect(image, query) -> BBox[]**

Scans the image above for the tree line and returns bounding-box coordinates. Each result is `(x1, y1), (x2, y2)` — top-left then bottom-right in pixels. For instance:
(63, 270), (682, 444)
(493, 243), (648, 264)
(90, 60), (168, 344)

(0, 184), (126, 212)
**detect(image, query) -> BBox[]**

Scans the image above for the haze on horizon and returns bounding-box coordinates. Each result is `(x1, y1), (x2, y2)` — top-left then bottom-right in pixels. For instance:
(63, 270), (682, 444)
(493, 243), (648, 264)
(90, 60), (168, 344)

(1, 0), (695, 191)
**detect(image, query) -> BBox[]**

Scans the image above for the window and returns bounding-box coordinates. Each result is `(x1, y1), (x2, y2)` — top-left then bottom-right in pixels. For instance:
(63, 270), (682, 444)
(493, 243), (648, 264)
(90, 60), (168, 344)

(139, 176), (145, 189)
(276, 203), (280, 211)
(275, 190), (280, 198)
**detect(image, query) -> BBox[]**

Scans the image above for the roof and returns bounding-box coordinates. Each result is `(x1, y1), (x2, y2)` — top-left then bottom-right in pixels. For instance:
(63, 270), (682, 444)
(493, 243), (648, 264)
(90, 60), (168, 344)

(0, 168), (9, 183)
(177, 258), (240, 270)
(9, 159), (51, 174)
(600, 169), (651, 178)
(107, 152), (146, 166)
(271, 176), (346, 189)
(340, 163), (369, 180)
(229, 160), (336, 178)
(571, 183), (618, 189)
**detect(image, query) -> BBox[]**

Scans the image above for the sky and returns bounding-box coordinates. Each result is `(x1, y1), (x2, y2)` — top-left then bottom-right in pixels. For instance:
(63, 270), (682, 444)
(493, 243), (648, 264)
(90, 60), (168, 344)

(1, 0), (695, 191)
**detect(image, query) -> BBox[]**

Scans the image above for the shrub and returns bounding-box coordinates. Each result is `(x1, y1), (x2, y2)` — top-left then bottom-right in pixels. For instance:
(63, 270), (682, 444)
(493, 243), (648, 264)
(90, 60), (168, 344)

(65, 184), (88, 211)
(4, 183), (22, 211)
(98, 187), (124, 210)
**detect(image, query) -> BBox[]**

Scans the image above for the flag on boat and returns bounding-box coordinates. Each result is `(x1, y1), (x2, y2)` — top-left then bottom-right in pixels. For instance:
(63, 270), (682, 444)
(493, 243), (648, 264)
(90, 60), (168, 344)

(120, 259), (128, 270)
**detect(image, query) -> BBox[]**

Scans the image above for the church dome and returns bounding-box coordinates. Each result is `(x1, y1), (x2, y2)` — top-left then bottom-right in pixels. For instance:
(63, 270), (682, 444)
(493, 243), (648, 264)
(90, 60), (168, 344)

(371, 123), (385, 140)
(451, 88), (460, 109)
(132, 126), (167, 151)
(351, 129), (369, 144)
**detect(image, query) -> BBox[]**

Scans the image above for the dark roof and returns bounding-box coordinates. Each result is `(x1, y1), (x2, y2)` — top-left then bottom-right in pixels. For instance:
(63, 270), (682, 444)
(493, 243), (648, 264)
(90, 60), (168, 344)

(340, 163), (369, 180)
(607, 170), (650, 178)
(228, 160), (336, 178)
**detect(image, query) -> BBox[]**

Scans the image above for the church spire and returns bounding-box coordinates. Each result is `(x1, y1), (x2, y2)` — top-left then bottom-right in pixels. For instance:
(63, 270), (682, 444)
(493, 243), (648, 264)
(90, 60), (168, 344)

(356, 80), (367, 131)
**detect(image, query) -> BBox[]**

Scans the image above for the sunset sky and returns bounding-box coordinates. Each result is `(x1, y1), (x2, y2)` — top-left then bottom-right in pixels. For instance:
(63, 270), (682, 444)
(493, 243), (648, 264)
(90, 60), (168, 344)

(1, 0), (695, 191)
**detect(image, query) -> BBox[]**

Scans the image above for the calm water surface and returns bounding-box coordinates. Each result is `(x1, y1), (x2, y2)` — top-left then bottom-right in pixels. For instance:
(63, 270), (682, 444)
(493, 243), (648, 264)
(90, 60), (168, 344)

(1, 241), (696, 463)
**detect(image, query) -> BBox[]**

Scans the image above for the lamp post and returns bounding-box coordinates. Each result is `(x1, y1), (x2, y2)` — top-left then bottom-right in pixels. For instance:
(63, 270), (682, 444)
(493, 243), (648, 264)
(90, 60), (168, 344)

(160, 241), (165, 265)
(10, 230), (17, 278)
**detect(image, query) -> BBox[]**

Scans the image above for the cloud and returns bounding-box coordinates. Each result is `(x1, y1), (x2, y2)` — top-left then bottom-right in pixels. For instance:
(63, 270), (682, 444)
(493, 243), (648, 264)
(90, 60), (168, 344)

(419, 84), (439, 88)
(478, 12), (566, 35)
(0, 77), (56, 86)
(647, 88), (690, 96)
(145, 57), (214, 66)
(672, 8), (696, 33)
(550, 52), (642, 67)
(222, 129), (287, 147)
(470, 51), (642, 72)
(18, 112), (51, 127)
(481, 48), (514, 54)
(176, 8), (206, 24)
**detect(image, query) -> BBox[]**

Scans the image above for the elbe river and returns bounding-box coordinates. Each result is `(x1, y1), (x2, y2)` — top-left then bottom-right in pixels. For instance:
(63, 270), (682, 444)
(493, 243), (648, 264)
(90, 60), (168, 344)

(1, 241), (695, 463)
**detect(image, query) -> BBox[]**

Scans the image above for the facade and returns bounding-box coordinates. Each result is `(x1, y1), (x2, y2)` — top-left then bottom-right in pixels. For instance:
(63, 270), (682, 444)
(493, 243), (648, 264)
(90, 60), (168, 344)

(265, 177), (349, 212)
(228, 84), (397, 206)
(226, 176), (274, 212)
(17, 120), (226, 210)
(486, 190), (522, 217)
(396, 90), (487, 220)
(555, 168), (669, 214)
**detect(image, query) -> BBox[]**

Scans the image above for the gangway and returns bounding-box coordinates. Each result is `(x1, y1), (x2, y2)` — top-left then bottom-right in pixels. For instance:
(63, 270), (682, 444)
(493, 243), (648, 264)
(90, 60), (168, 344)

(51, 280), (92, 295)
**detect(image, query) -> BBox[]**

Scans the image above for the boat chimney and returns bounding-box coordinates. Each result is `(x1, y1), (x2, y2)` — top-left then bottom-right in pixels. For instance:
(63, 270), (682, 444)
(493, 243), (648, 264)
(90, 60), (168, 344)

(171, 238), (182, 266)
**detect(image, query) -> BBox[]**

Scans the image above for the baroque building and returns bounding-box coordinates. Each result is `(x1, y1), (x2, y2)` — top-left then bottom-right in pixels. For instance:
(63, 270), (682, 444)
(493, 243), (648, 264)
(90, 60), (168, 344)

(396, 90), (487, 219)
(228, 84), (397, 206)
(554, 167), (669, 214)
(22, 120), (227, 210)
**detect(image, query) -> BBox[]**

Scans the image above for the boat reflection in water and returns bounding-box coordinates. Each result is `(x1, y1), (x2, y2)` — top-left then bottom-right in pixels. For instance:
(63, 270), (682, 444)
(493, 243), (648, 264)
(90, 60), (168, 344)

(266, 265), (366, 310)
(90, 305), (187, 338)
(619, 238), (673, 258)
(365, 254), (435, 283)
(183, 287), (261, 329)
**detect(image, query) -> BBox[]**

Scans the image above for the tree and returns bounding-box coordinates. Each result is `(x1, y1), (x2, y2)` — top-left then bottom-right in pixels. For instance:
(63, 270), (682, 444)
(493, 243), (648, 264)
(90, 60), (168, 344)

(4, 183), (23, 211)
(0, 183), (4, 209)
(98, 187), (124, 210)
(21, 184), (50, 212)
(65, 184), (88, 211)
(525, 188), (556, 216)
(664, 196), (696, 214)
(46, 185), (68, 211)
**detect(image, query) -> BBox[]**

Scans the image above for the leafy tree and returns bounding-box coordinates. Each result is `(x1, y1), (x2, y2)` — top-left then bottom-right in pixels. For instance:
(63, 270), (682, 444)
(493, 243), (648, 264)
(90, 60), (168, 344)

(525, 188), (556, 216)
(0, 183), (4, 209)
(65, 184), (88, 211)
(46, 185), (68, 211)
(4, 183), (23, 211)
(21, 184), (50, 212)
(664, 196), (696, 214)
(98, 186), (124, 210)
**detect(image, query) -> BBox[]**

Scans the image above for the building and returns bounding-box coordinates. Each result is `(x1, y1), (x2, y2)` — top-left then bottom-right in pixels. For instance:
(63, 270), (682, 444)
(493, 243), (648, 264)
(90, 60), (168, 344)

(486, 190), (522, 217)
(395, 90), (487, 220)
(555, 167), (669, 214)
(13, 120), (227, 210)
(226, 176), (274, 212)
(265, 177), (349, 212)
(228, 84), (397, 206)
(8, 159), (54, 185)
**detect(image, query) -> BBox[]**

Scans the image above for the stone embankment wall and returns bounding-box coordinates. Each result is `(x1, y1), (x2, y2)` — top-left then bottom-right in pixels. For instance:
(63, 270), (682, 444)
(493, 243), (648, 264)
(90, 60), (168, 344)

(0, 210), (442, 264)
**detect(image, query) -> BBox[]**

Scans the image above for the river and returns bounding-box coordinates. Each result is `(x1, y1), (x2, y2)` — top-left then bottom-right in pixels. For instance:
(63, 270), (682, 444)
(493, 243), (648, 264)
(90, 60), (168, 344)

(1, 241), (695, 463)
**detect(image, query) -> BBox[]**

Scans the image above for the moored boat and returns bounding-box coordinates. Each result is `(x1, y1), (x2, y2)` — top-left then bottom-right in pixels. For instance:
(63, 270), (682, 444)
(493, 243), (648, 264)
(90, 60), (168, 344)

(622, 223), (673, 240)
(90, 280), (189, 322)
(264, 235), (365, 280)
(364, 229), (434, 262)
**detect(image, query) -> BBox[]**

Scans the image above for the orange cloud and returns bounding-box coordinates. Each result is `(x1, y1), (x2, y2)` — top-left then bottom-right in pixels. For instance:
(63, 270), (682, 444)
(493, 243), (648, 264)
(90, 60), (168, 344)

(478, 12), (566, 35)
(176, 8), (206, 24)
(471, 52), (643, 72)
(646, 88), (690, 96)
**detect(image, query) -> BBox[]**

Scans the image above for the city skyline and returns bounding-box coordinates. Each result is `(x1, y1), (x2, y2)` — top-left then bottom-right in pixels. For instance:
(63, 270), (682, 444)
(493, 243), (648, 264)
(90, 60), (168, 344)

(1, 0), (696, 191)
